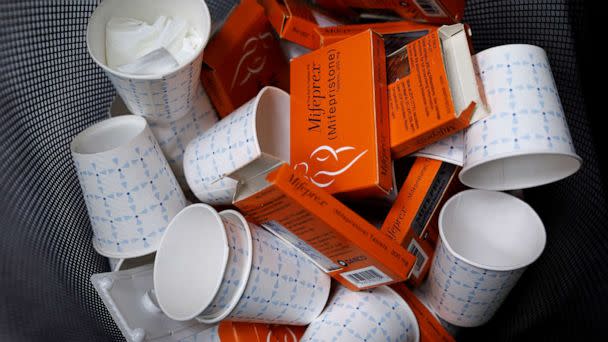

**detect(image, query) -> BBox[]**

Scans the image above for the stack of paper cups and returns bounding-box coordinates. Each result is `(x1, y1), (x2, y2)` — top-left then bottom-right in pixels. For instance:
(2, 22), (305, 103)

(86, 0), (211, 123)
(154, 204), (331, 325)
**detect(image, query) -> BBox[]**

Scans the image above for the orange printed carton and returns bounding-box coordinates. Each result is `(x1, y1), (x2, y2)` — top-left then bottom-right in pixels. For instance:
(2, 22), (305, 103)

(217, 322), (305, 341)
(261, 0), (345, 50)
(290, 30), (393, 199)
(201, 0), (289, 117)
(315, 0), (465, 24)
(391, 283), (456, 342)
(382, 157), (462, 286)
(317, 20), (436, 47)
(387, 24), (487, 158)
(232, 163), (415, 291)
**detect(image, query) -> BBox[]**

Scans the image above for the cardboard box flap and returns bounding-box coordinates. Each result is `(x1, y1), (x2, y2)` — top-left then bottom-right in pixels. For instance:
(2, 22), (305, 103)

(228, 154), (285, 188)
(439, 24), (488, 123)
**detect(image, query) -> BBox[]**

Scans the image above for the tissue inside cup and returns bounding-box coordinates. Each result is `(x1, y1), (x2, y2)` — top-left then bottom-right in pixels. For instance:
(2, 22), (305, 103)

(105, 16), (202, 75)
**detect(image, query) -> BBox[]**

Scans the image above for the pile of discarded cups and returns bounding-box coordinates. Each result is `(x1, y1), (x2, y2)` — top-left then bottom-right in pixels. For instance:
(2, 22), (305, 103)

(75, 1), (582, 341)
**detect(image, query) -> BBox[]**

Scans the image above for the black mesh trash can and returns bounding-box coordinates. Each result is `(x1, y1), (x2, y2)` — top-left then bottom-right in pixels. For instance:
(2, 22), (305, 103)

(1, 1), (605, 341)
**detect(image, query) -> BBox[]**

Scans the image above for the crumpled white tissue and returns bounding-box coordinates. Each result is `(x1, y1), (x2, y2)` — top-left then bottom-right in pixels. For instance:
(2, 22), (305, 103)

(106, 16), (202, 75)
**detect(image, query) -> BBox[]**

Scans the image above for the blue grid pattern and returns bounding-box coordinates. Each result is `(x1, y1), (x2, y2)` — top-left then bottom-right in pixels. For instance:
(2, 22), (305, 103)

(226, 226), (331, 325)
(149, 85), (218, 187)
(73, 130), (186, 257)
(177, 326), (220, 342)
(201, 215), (251, 318)
(464, 45), (576, 166)
(426, 240), (524, 327)
(416, 131), (465, 166)
(302, 286), (417, 342)
(184, 98), (258, 205)
(107, 56), (203, 123)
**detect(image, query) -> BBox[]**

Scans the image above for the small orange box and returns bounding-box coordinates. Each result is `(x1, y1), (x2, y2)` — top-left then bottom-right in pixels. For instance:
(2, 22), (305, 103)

(315, 0), (465, 24)
(290, 30), (393, 199)
(232, 163), (415, 291)
(391, 283), (455, 342)
(200, 0), (289, 117)
(218, 322), (305, 341)
(381, 157), (461, 286)
(387, 24), (486, 159)
(261, 0), (323, 50)
(317, 20), (436, 47)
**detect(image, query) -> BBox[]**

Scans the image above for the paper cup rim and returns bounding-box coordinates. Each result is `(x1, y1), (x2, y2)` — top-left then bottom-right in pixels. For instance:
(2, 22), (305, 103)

(196, 210), (254, 324)
(93, 237), (160, 259)
(459, 150), (582, 191)
(438, 189), (547, 271)
(86, 0), (211, 80)
(476, 44), (545, 58)
(71, 115), (147, 157)
(250, 86), (290, 158)
(384, 286), (420, 342)
(153, 204), (229, 321)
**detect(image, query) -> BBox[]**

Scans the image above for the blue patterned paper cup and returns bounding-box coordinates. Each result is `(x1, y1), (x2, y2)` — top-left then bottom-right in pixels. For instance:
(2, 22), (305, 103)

(301, 285), (420, 342)
(71, 116), (187, 258)
(86, 0), (211, 123)
(223, 224), (331, 325)
(426, 190), (546, 327)
(183, 86), (290, 205)
(460, 44), (582, 190)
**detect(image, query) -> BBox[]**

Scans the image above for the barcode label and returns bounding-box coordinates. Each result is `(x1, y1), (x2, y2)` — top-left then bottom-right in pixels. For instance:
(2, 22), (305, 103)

(408, 240), (429, 278)
(413, 0), (447, 17)
(341, 266), (393, 288)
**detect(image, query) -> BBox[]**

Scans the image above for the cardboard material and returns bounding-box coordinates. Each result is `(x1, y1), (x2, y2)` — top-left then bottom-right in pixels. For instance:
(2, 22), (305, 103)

(387, 24), (486, 159)
(201, 0), (289, 117)
(290, 30), (393, 199)
(315, 0), (465, 24)
(232, 163), (415, 291)
(392, 283), (456, 342)
(262, 0), (323, 50)
(381, 157), (462, 286)
(317, 20), (435, 48)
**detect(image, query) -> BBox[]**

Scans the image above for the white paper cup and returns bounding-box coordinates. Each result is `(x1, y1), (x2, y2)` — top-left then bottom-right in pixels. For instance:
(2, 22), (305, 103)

(154, 205), (330, 325)
(154, 204), (230, 321)
(149, 85), (219, 188)
(222, 224), (331, 325)
(460, 44), (582, 190)
(71, 116), (187, 258)
(426, 190), (546, 327)
(301, 285), (420, 342)
(87, 0), (211, 123)
(197, 210), (253, 323)
(184, 86), (290, 204)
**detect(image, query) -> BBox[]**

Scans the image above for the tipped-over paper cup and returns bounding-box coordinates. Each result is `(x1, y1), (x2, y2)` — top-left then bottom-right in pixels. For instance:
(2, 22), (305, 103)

(154, 205), (330, 325)
(184, 86), (290, 205)
(302, 285), (420, 342)
(426, 190), (546, 327)
(87, 0), (211, 122)
(460, 44), (581, 190)
(71, 116), (186, 258)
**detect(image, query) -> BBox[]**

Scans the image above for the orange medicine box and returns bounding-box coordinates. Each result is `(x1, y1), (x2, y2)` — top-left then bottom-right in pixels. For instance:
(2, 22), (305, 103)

(232, 163), (415, 291)
(290, 30), (393, 199)
(381, 157), (462, 286)
(387, 24), (487, 159)
(315, 0), (464, 25)
(391, 283), (456, 342)
(217, 322), (305, 341)
(200, 0), (289, 118)
(317, 20), (436, 47)
(261, 0), (323, 50)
